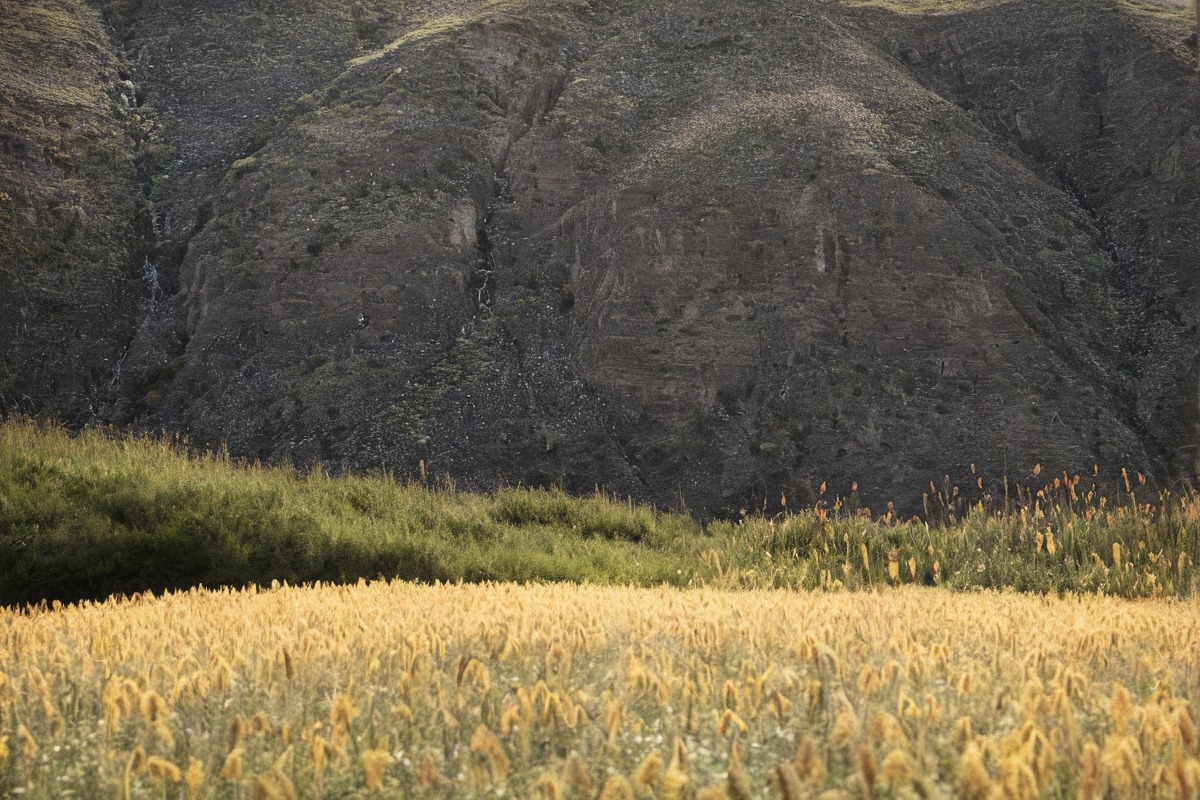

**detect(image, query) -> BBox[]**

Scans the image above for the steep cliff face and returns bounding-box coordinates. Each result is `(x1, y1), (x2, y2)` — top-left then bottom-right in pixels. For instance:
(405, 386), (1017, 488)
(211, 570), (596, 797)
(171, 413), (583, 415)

(0, 0), (142, 420)
(860, 0), (1200, 477)
(4, 0), (1199, 514)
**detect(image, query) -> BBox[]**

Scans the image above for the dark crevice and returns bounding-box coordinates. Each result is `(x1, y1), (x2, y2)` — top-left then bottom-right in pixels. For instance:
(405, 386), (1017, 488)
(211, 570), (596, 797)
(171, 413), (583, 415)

(97, 15), (170, 404)
(1056, 175), (1147, 422)
(471, 214), (498, 315)
(469, 62), (573, 320)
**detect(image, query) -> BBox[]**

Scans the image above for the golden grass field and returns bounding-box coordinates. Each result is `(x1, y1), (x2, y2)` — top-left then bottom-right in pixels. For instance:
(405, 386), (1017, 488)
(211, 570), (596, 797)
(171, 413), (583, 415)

(2, 581), (1198, 799)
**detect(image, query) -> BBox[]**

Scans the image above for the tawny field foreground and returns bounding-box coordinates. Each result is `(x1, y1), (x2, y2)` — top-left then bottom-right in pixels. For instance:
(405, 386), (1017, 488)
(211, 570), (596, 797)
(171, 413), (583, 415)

(2, 583), (1198, 799)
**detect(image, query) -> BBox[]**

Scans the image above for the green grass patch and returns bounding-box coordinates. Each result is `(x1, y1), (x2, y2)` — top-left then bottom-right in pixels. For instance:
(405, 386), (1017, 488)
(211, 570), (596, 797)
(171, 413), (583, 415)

(1, 419), (1197, 605)
(0, 419), (700, 605)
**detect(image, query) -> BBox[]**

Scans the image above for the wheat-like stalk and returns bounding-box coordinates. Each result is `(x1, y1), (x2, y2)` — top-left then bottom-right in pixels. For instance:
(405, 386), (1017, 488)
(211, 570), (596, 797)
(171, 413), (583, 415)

(0, 582), (1197, 797)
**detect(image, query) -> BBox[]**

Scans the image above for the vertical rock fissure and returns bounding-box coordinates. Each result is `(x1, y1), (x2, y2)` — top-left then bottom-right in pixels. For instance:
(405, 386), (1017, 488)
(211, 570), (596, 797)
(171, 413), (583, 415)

(101, 18), (167, 397)
(471, 213), (498, 317)
(467, 62), (570, 323)
(1056, 175), (1157, 449)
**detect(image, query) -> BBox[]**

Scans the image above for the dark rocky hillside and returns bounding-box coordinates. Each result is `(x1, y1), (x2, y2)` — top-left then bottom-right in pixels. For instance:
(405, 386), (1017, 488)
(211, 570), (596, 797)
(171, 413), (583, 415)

(0, 0), (142, 422)
(3, 0), (1198, 515)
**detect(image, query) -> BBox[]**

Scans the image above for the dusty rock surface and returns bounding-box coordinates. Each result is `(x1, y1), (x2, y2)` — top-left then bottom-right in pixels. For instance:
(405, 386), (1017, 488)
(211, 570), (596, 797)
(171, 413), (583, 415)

(3, 0), (1199, 515)
(0, 0), (142, 421)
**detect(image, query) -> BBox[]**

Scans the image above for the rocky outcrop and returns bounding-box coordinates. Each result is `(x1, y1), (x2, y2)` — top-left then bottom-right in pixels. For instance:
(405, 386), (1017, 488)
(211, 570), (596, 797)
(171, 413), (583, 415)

(4, 0), (1199, 515)
(862, 0), (1200, 479)
(0, 0), (142, 420)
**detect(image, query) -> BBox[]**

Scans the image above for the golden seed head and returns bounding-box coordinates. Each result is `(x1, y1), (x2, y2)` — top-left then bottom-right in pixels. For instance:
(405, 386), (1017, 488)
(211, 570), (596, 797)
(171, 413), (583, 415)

(832, 707), (860, 752)
(15, 724), (37, 763)
(311, 736), (329, 779)
(126, 745), (147, 776)
(1183, 760), (1200, 797)
(330, 694), (359, 729)
(867, 712), (907, 748)
(718, 708), (749, 738)
(999, 754), (1038, 800)
(857, 665), (882, 698)
(499, 702), (522, 736)
(230, 714), (250, 748)
(140, 690), (170, 723)
(880, 750), (913, 784)
(470, 725), (511, 785)
(1082, 742), (1103, 800)
(1178, 705), (1197, 751)
(793, 737), (827, 783)
(773, 763), (803, 800)
(533, 768), (563, 800)
(668, 737), (689, 776)
(146, 756), (182, 784)
(362, 749), (390, 791)
(662, 767), (690, 800)
(634, 752), (664, 790)
(1100, 735), (1143, 793)
(722, 679), (740, 711)
(1111, 683), (1134, 734)
(598, 775), (635, 800)
(218, 747), (245, 783)
(415, 751), (442, 788)
(184, 758), (205, 800)
(249, 769), (297, 800)
(565, 754), (593, 795)
(858, 746), (878, 795)
(956, 744), (994, 800)
(953, 716), (975, 752)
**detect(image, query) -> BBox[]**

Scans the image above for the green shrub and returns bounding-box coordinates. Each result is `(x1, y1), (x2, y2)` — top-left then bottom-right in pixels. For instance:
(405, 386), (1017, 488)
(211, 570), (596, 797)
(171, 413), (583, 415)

(231, 155), (259, 175)
(1, 419), (1196, 606)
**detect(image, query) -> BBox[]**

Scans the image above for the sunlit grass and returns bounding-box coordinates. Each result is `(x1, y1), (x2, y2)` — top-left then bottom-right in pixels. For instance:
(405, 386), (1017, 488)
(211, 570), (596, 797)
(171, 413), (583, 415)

(0, 419), (701, 605)
(828, 0), (1016, 17)
(1, 581), (1197, 798)
(347, 0), (551, 67)
(1, 418), (1198, 605)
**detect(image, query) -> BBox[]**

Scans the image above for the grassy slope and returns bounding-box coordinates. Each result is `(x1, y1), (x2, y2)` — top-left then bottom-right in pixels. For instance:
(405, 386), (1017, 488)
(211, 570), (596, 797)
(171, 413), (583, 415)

(1, 419), (1197, 605)
(0, 420), (700, 604)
